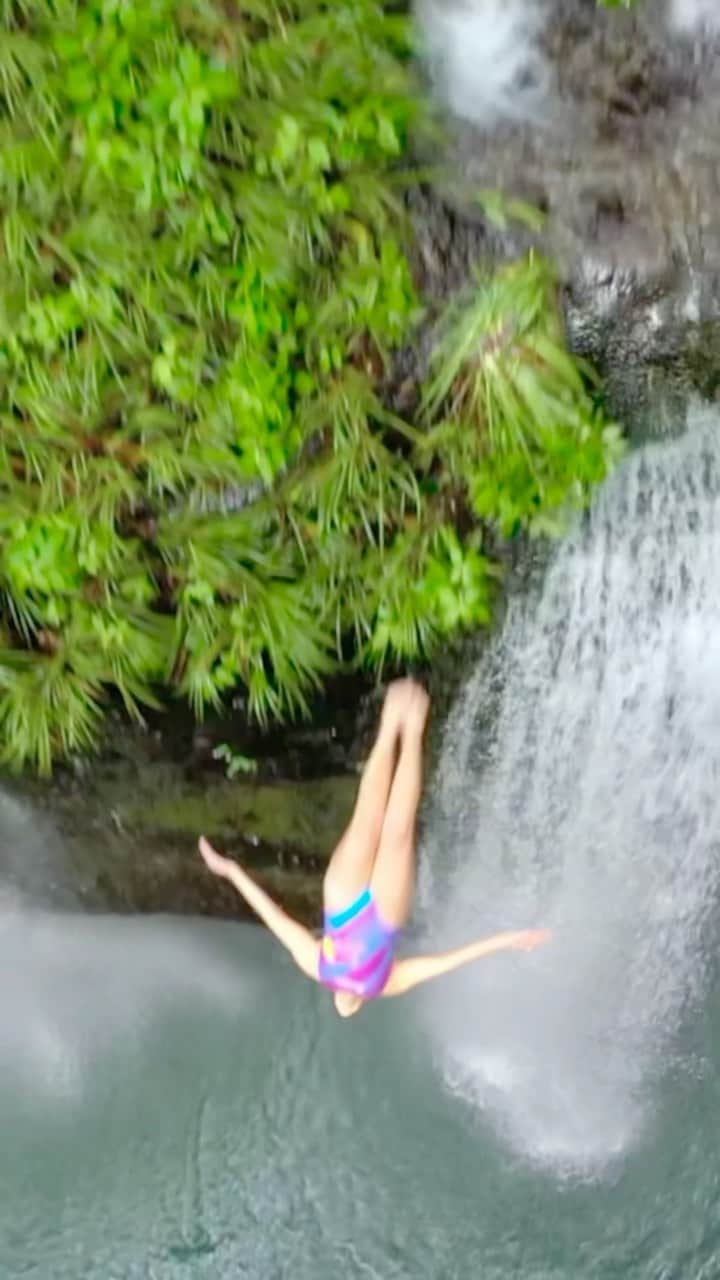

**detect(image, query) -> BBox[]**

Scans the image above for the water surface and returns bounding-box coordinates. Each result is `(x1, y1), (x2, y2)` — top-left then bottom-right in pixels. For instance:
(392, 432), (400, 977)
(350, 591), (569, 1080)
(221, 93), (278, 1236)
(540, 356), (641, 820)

(2, 913), (720, 1279)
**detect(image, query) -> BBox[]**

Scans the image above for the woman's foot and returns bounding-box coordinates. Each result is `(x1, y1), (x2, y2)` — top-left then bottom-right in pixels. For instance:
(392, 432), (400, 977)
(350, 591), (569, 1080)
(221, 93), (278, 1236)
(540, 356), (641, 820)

(382, 678), (429, 737)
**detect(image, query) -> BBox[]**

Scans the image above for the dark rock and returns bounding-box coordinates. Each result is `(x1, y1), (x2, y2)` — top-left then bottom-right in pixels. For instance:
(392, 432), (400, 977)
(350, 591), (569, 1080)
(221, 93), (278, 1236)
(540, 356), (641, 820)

(0, 679), (378, 926)
(411, 0), (720, 436)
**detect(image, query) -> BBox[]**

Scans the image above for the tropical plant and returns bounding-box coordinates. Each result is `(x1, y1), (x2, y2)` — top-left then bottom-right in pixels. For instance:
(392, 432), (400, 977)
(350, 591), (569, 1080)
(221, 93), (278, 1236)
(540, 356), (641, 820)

(0, 0), (425, 770)
(419, 254), (625, 540)
(212, 743), (258, 779)
(0, 1), (624, 774)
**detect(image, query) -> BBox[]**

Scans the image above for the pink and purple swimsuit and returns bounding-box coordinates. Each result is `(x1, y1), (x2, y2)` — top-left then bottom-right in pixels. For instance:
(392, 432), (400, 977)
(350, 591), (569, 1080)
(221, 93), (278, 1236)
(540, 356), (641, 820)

(318, 887), (397, 999)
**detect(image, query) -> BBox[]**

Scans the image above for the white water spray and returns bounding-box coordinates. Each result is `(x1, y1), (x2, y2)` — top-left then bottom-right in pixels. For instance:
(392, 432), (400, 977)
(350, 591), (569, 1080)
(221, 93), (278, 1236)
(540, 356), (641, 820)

(670, 0), (720, 34)
(419, 408), (720, 1175)
(415, 0), (552, 128)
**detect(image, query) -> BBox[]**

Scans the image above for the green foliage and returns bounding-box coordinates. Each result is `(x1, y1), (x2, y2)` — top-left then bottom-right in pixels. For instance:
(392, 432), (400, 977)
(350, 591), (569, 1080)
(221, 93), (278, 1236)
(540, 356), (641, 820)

(212, 743), (258, 779)
(473, 190), (547, 234)
(420, 254), (625, 540)
(0, 2), (624, 773)
(0, 0), (423, 770)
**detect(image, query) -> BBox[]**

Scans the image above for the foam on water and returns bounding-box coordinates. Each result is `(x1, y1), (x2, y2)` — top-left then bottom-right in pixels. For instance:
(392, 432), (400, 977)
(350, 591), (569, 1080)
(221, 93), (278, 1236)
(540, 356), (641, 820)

(418, 407), (720, 1176)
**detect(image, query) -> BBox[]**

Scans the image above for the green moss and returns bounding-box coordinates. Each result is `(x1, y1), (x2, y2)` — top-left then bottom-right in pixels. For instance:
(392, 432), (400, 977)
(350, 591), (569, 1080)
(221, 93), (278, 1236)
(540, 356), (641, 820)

(0, 2), (624, 773)
(124, 776), (358, 859)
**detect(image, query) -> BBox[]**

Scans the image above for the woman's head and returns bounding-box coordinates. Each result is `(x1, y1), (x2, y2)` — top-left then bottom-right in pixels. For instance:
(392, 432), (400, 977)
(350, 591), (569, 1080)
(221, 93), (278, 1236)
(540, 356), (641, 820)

(333, 991), (365, 1018)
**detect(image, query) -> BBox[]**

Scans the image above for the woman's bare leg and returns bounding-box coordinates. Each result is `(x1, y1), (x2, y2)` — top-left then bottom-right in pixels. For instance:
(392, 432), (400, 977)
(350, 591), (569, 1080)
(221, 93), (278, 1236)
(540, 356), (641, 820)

(322, 683), (413, 914)
(370, 686), (429, 929)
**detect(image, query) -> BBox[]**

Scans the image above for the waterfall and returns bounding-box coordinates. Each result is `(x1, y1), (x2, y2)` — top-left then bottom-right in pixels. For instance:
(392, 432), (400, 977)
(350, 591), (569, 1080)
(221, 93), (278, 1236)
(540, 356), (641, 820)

(418, 407), (720, 1175)
(0, 792), (256, 1105)
(0, 787), (73, 910)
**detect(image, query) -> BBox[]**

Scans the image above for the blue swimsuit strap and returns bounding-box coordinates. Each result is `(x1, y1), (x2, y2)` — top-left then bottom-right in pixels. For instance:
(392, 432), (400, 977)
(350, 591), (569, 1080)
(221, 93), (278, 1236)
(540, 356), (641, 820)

(325, 887), (372, 930)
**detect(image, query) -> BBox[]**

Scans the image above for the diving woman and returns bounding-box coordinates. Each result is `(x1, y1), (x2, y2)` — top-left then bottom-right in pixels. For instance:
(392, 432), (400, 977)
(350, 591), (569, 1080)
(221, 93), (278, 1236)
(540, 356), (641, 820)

(199, 679), (550, 1018)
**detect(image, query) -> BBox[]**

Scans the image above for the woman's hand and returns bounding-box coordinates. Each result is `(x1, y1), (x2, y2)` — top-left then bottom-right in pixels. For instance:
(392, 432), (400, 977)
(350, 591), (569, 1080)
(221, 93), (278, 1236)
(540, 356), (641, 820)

(199, 836), (236, 879)
(509, 928), (552, 952)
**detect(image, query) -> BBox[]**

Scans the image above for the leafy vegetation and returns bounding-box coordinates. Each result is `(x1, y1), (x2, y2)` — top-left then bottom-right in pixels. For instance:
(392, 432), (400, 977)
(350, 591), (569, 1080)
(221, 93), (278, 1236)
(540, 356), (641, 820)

(420, 255), (625, 540)
(0, 0), (624, 774)
(212, 743), (258, 779)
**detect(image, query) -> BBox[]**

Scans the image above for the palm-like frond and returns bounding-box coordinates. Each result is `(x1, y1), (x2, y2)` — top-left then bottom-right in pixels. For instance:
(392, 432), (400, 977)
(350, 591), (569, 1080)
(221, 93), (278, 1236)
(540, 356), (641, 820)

(420, 253), (624, 535)
(0, 650), (104, 776)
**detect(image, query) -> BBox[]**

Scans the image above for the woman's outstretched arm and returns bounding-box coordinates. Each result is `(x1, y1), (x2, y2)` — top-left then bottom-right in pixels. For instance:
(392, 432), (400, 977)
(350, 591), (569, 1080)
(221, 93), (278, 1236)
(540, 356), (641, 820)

(382, 928), (551, 997)
(199, 837), (320, 979)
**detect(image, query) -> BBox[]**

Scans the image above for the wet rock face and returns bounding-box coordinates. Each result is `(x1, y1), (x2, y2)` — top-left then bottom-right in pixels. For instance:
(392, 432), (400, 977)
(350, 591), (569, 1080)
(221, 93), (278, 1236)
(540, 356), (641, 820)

(0, 668), (454, 926)
(0, 680), (384, 927)
(2, 658), (471, 926)
(414, 0), (720, 434)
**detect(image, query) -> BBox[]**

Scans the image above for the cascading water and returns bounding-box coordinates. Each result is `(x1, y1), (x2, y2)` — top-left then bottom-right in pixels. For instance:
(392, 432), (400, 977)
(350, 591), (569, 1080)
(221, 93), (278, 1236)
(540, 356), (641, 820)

(417, 407), (720, 1176)
(0, 791), (257, 1107)
(0, 788), (73, 910)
